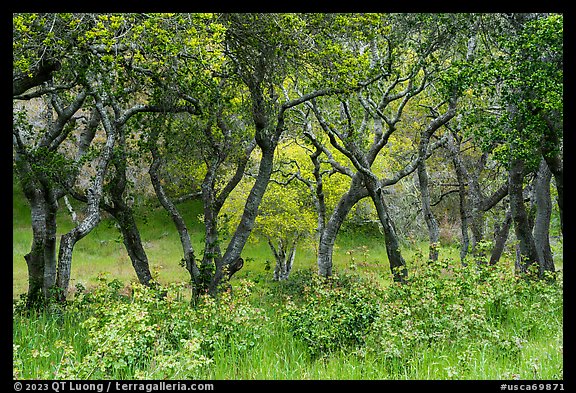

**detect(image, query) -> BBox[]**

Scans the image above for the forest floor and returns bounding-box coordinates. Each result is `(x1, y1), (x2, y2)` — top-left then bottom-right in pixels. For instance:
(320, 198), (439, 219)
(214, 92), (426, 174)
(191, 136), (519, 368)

(12, 183), (563, 381)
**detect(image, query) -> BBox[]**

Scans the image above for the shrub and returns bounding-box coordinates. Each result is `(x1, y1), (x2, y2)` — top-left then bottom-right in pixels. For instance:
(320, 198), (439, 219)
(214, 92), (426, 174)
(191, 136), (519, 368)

(282, 270), (381, 358)
(363, 259), (563, 375)
(42, 276), (271, 379)
(189, 279), (270, 356)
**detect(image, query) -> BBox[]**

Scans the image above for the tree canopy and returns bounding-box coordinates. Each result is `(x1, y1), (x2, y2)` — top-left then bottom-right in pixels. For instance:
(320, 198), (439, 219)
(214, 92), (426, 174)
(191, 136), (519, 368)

(13, 12), (563, 307)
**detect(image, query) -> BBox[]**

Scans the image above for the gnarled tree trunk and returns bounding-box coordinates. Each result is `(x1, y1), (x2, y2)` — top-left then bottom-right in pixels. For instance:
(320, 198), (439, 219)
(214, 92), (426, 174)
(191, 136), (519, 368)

(149, 144), (201, 295)
(209, 144), (276, 293)
(108, 126), (153, 286)
(367, 183), (407, 283)
(20, 185), (52, 307)
(417, 128), (440, 263)
(109, 204), (153, 286)
(56, 97), (117, 300)
(317, 175), (368, 277)
(509, 158), (540, 275)
(13, 89), (89, 308)
(532, 159), (555, 277)
(269, 238), (297, 281)
(489, 209), (512, 266)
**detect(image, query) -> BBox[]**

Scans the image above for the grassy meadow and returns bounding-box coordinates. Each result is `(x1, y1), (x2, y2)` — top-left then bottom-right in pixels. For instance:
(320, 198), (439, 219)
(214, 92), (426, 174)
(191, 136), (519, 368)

(12, 180), (563, 381)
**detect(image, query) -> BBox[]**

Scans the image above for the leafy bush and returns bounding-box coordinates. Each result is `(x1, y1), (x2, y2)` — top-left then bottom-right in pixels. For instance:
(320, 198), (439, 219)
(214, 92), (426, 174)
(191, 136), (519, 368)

(13, 257), (562, 379)
(66, 294), (159, 378)
(188, 279), (270, 356)
(363, 259), (563, 376)
(51, 277), (268, 379)
(282, 270), (381, 357)
(270, 268), (317, 299)
(54, 281), (205, 379)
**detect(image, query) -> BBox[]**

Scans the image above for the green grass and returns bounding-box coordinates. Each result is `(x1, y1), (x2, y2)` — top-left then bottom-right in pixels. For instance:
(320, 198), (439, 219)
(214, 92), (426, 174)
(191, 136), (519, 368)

(12, 180), (563, 381)
(12, 186), (206, 297)
(13, 268), (563, 380)
(12, 182), (405, 298)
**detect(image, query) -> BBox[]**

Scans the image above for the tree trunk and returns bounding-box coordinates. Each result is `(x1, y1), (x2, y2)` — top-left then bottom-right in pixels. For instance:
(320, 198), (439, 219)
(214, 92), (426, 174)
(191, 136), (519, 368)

(489, 209), (512, 265)
(14, 151), (59, 307)
(455, 168), (470, 265)
(24, 250), (44, 308)
(545, 153), (563, 236)
(285, 244), (297, 281)
(417, 133), (440, 262)
(203, 63), (338, 291)
(468, 154), (488, 262)
(56, 210), (101, 300)
(509, 158), (540, 275)
(201, 157), (224, 292)
(446, 132), (470, 265)
(202, 203), (222, 291)
(317, 175), (367, 277)
(14, 91), (90, 307)
(149, 148), (201, 295)
(23, 196), (48, 307)
(310, 146), (327, 242)
(42, 188), (59, 297)
(540, 114), (563, 237)
(532, 159), (555, 277)
(366, 180), (408, 283)
(270, 238), (297, 281)
(13, 58), (61, 97)
(110, 206), (153, 286)
(446, 131), (509, 266)
(109, 129), (153, 286)
(56, 97), (117, 300)
(209, 145), (276, 293)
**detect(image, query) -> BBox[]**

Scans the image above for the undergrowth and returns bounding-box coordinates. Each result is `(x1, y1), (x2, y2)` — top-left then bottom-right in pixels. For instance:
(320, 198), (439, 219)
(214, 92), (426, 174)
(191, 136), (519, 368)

(13, 260), (563, 380)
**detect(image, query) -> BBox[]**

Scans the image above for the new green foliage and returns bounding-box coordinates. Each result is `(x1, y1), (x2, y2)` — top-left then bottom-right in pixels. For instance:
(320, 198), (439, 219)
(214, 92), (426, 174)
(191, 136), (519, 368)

(14, 258), (562, 379)
(282, 270), (380, 357)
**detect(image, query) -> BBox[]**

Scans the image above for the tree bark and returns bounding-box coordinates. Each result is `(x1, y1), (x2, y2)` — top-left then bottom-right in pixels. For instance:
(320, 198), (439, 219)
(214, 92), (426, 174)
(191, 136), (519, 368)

(309, 145), (327, 242)
(149, 144), (201, 294)
(204, 68), (326, 292)
(13, 141), (47, 307)
(54, 86), (200, 300)
(15, 155), (58, 306)
(537, 106), (563, 241)
(532, 159), (555, 276)
(446, 131), (509, 266)
(23, 191), (48, 307)
(109, 205), (153, 285)
(417, 129), (440, 263)
(42, 187), (59, 296)
(57, 211), (101, 300)
(489, 208), (512, 266)
(108, 126), (153, 286)
(269, 238), (297, 281)
(201, 187), (223, 291)
(13, 58), (61, 97)
(417, 167), (440, 262)
(467, 153), (488, 260)
(210, 144), (276, 293)
(317, 175), (368, 277)
(508, 158), (540, 275)
(542, 146), (563, 237)
(367, 183), (408, 283)
(447, 132), (471, 265)
(198, 122), (257, 296)
(538, 102), (563, 237)
(13, 90), (88, 307)
(56, 97), (117, 300)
